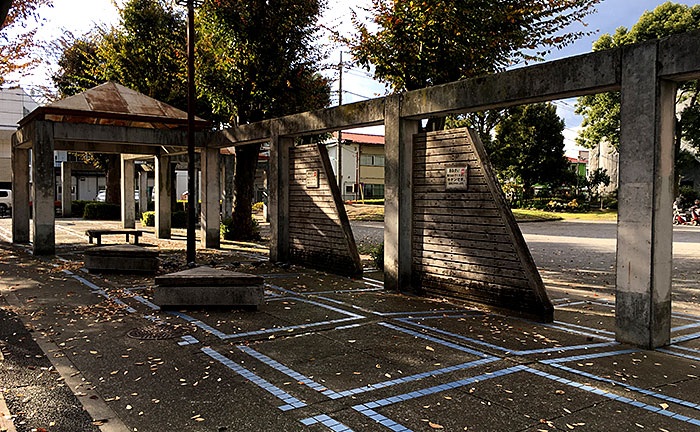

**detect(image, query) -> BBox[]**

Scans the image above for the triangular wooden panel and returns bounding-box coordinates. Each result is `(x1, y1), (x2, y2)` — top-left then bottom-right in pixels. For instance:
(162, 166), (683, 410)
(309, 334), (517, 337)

(412, 128), (553, 321)
(287, 143), (363, 277)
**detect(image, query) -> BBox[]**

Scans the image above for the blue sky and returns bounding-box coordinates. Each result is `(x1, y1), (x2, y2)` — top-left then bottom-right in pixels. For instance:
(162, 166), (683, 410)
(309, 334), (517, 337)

(18, 0), (700, 146)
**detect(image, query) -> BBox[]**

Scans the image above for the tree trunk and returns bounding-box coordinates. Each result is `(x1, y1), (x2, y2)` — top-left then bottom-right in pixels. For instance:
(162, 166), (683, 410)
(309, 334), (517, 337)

(674, 113), (683, 198)
(231, 143), (260, 240)
(104, 155), (121, 204)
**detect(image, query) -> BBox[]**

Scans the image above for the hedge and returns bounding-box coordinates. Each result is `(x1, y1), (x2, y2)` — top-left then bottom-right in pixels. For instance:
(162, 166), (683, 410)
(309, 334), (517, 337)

(141, 210), (188, 228)
(83, 202), (120, 220)
(71, 200), (97, 218)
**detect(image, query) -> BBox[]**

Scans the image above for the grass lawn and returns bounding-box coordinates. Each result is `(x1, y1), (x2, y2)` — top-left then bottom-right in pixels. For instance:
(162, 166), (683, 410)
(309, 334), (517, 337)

(345, 204), (618, 223)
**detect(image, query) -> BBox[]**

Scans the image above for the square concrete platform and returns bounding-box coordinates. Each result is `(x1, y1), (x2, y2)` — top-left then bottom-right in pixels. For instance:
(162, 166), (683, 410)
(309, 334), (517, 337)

(153, 266), (264, 309)
(84, 244), (159, 273)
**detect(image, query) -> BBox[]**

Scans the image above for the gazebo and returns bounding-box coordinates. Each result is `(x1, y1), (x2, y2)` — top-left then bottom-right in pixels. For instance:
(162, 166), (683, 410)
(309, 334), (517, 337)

(11, 82), (229, 254)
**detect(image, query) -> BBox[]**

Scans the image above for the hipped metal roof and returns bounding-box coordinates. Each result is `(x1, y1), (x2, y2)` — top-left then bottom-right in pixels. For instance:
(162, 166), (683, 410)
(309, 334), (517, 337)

(20, 82), (211, 129)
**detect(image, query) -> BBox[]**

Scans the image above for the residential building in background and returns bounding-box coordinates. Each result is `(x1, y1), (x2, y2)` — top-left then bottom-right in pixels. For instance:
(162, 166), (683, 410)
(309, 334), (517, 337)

(327, 132), (385, 201)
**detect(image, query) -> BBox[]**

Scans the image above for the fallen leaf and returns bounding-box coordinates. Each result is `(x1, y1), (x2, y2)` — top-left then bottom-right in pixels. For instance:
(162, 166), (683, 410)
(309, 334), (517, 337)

(429, 422), (444, 429)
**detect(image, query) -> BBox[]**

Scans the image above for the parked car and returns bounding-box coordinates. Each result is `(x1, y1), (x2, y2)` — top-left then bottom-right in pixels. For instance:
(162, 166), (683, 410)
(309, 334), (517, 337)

(0, 189), (12, 215)
(95, 190), (106, 202)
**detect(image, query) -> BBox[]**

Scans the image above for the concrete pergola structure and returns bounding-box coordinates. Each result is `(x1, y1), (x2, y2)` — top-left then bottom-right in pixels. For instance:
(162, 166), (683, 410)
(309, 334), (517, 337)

(11, 82), (228, 255)
(197, 31), (700, 349)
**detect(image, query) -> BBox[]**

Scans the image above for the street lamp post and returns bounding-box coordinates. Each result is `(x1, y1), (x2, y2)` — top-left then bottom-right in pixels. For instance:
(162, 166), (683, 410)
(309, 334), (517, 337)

(177, 0), (203, 264)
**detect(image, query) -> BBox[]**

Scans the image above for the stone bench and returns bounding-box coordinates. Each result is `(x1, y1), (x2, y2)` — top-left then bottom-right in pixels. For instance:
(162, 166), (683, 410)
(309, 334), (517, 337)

(154, 266), (264, 309)
(86, 229), (144, 245)
(84, 244), (159, 273)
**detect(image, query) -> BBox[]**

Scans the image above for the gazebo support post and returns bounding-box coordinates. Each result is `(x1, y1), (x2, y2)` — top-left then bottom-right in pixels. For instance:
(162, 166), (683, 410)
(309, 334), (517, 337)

(138, 166), (149, 218)
(61, 162), (71, 217)
(121, 155), (136, 229)
(222, 154), (234, 220)
(155, 154), (172, 239)
(11, 135), (30, 243)
(31, 121), (55, 255)
(200, 147), (220, 248)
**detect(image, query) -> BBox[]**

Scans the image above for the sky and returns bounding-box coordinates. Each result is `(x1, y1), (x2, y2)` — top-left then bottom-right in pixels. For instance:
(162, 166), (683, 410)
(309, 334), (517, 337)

(15, 0), (700, 152)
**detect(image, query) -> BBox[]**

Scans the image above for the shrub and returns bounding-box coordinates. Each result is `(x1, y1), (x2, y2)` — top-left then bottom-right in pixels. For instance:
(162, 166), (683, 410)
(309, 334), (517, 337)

(679, 185), (699, 208)
(83, 203), (120, 220)
(370, 243), (384, 271)
(142, 211), (155, 226)
(220, 217), (260, 240)
(71, 200), (96, 217)
(252, 202), (265, 213)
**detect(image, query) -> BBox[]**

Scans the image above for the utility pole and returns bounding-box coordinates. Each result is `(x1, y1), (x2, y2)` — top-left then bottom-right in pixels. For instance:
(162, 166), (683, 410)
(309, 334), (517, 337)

(337, 52), (343, 193)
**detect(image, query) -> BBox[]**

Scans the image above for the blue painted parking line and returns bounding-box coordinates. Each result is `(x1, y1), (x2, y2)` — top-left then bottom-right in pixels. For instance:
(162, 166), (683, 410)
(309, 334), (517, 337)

(237, 345), (343, 399)
(672, 331), (700, 344)
(300, 414), (356, 432)
(553, 320), (615, 335)
(523, 366), (700, 427)
(177, 335), (199, 346)
(539, 349), (638, 365)
(554, 301), (588, 308)
(657, 348), (700, 362)
(169, 312), (229, 339)
(304, 287), (384, 295)
(538, 322), (615, 341)
(670, 345), (700, 355)
(351, 366), (527, 432)
(379, 322), (491, 358)
(201, 347), (306, 411)
(264, 283), (300, 296)
(362, 277), (384, 285)
(671, 322), (700, 332)
(395, 318), (618, 355)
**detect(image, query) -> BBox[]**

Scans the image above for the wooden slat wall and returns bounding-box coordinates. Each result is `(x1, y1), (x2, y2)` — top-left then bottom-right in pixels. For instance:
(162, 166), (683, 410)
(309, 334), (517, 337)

(287, 144), (362, 276)
(412, 128), (553, 320)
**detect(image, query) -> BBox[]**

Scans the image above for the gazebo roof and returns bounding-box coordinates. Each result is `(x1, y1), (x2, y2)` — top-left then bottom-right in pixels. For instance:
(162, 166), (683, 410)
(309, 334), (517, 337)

(20, 82), (210, 129)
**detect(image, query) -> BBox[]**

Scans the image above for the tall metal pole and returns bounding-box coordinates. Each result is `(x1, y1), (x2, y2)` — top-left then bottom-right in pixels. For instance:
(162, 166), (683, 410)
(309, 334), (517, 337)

(337, 52), (343, 193)
(186, 0), (196, 264)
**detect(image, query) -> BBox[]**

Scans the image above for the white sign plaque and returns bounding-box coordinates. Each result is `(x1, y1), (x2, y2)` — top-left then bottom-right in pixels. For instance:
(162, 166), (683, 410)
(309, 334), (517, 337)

(445, 165), (468, 191)
(306, 169), (319, 188)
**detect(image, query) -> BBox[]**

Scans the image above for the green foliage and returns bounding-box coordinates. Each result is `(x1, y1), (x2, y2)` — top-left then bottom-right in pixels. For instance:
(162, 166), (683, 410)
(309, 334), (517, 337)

(141, 211), (155, 227)
(1, 0), (53, 85)
(576, 2), (700, 153)
(346, 199), (384, 205)
(83, 203), (121, 220)
(679, 185), (699, 208)
(491, 103), (569, 196)
(252, 202), (265, 213)
(220, 216), (260, 241)
(346, 0), (600, 92)
(369, 243), (384, 271)
(71, 200), (97, 218)
(586, 167), (611, 198)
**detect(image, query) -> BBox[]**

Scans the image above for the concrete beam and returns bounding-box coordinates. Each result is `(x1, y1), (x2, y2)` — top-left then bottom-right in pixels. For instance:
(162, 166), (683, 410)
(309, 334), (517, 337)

(51, 122), (210, 148)
(120, 155), (135, 229)
(400, 49), (622, 118)
(200, 147), (220, 249)
(383, 95), (421, 292)
(658, 29), (700, 81)
(61, 162), (71, 217)
(615, 42), (676, 349)
(269, 130), (291, 262)
(154, 155), (171, 239)
(31, 121), (55, 255)
(11, 136), (30, 243)
(54, 141), (160, 155)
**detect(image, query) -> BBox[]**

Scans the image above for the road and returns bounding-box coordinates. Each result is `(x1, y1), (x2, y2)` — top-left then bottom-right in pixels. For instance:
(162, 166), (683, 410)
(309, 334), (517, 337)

(351, 219), (700, 307)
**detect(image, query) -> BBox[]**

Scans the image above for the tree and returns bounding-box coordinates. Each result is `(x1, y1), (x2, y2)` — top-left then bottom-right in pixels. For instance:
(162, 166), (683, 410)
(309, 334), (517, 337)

(346, 0), (600, 130)
(52, 0), (190, 204)
(576, 2), (700, 154)
(196, 0), (330, 239)
(0, 0), (52, 84)
(491, 103), (569, 198)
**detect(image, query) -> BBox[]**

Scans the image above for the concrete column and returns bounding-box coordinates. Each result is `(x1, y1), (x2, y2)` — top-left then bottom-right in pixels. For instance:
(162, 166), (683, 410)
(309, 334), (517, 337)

(616, 42), (676, 349)
(138, 167), (148, 217)
(269, 131), (291, 262)
(222, 154), (235, 220)
(383, 94), (421, 292)
(155, 154), (172, 239)
(120, 155), (135, 228)
(31, 121), (55, 255)
(200, 147), (220, 248)
(11, 136), (30, 243)
(193, 165), (200, 215)
(61, 162), (71, 217)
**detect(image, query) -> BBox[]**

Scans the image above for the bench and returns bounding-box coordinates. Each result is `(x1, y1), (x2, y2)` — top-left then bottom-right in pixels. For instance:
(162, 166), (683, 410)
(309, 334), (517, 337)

(85, 229), (144, 245)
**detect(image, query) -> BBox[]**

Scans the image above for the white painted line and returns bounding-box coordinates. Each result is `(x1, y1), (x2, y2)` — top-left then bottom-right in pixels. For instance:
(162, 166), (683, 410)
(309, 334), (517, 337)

(4, 292), (130, 432)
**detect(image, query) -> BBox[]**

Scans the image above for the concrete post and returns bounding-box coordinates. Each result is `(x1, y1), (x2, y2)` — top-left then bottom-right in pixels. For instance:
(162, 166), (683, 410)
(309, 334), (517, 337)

(11, 136), (30, 243)
(193, 164), (200, 215)
(31, 121), (55, 255)
(616, 42), (677, 349)
(61, 162), (71, 217)
(222, 154), (235, 220)
(138, 167), (148, 217)
(383, 94), (421, 292)
(120, 155), (135, 229)
(155, 154), (172, 239)
(269, 131), (291, 262)
(200, 147), (220, 248)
